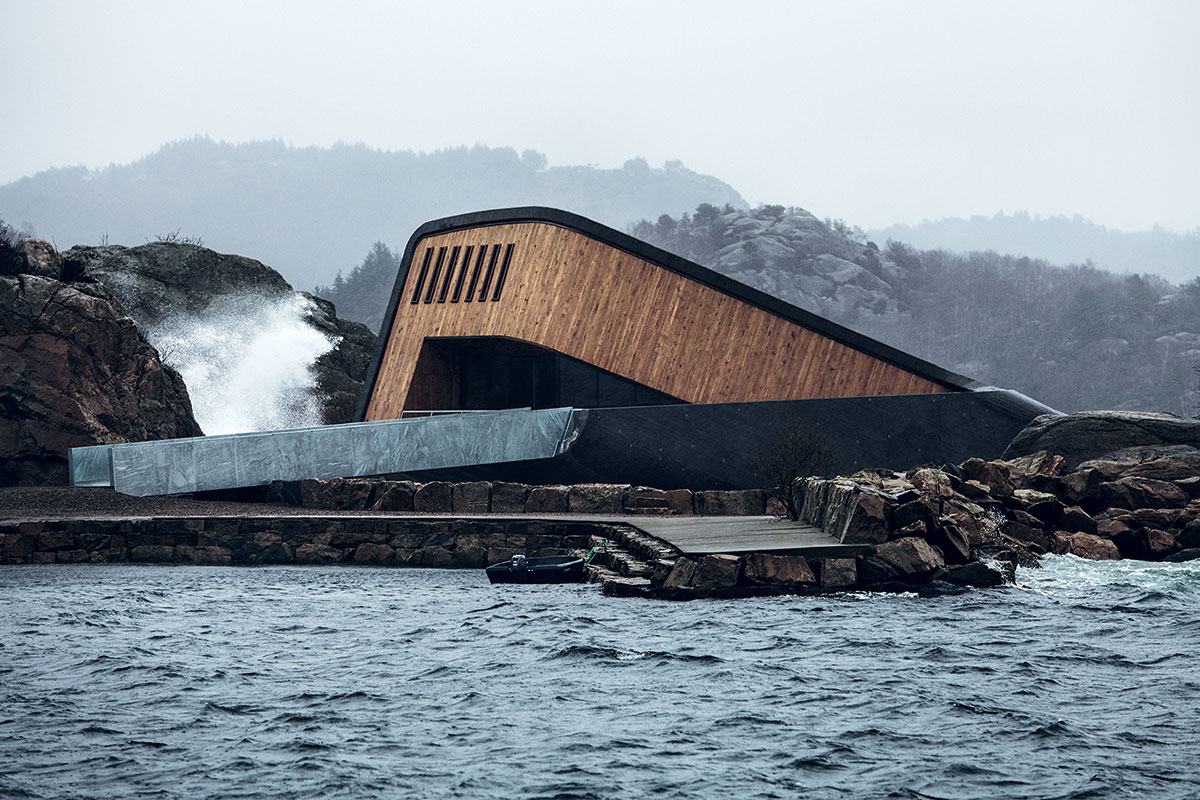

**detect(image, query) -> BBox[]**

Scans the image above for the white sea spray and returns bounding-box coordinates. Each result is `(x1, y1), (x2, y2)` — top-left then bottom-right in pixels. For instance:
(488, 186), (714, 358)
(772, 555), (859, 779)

(147, 293), (339, 435)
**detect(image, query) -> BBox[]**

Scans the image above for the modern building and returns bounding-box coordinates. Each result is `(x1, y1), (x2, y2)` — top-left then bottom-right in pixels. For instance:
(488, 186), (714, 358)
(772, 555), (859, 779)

(355, 207), (1052, 488)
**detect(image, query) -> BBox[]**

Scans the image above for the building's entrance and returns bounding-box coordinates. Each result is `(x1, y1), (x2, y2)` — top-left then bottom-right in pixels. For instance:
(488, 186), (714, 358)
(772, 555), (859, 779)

(403, 338), (684, 411)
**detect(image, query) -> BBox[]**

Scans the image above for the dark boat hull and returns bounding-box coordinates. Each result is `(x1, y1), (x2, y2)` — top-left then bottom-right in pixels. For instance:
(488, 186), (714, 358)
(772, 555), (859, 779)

(486, 556), (586, 584)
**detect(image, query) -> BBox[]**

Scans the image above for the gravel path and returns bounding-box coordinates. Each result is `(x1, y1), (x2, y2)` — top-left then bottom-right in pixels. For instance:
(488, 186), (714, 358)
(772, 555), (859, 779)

(0, 486), (337, 519)
(0, 487), (595, 521)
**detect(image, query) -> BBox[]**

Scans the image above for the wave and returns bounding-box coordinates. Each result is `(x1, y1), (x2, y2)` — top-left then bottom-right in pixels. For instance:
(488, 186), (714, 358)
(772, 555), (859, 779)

(544, 644), (723, 664)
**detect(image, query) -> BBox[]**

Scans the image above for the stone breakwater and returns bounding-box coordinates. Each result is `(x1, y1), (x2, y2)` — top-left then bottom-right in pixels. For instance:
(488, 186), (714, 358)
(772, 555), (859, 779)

(0, 516), (607, 568)
(5, 441), (1196, 599)
(0, 512), (990, 600)
(792, 450), (1200, 568)
(649, 447), (1200, 598)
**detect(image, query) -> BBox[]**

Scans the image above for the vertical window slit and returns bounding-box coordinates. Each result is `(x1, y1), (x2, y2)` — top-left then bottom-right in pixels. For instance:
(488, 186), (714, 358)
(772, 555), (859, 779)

(465, 245), (487, 303)
(477, 244), (501, 301)
(423, 247), (446, 304)
(437, 246), (460, 303)
(409, 247), (433, 304)
(491, 243), (515, 301)
(451, 245), (473, 302)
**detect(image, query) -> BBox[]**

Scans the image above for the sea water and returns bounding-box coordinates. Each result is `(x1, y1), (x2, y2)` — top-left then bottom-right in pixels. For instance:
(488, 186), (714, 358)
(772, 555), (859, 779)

(2, 557), (1198, 799)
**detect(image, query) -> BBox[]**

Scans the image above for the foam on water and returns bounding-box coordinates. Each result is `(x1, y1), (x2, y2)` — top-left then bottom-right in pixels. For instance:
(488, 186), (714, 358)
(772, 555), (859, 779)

(147, 294), (339, 435)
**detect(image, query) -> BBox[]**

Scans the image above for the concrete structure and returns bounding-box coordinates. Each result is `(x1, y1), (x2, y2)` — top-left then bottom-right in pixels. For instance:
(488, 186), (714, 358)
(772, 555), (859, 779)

(70, 409), (575, 496)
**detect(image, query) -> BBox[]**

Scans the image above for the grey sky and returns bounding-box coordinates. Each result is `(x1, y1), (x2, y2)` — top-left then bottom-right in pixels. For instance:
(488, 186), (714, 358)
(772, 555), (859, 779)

(3, 0), (1197, 232)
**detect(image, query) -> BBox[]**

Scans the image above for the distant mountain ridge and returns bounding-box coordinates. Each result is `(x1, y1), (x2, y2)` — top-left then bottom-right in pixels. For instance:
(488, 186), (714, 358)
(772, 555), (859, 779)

(0, 137), (747, 290)
(871, 213), (1200, 284)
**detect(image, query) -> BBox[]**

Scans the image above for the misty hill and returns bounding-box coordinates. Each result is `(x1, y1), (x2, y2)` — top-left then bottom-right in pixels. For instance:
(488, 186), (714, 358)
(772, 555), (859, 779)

(632, 205), (1200, 416)
(0, 137), (747, 291)
(870, 213), (1200, 284)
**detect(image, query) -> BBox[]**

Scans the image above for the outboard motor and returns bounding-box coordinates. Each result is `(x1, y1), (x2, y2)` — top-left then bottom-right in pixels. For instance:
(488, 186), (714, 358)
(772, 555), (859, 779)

(510, 554), (528, 571)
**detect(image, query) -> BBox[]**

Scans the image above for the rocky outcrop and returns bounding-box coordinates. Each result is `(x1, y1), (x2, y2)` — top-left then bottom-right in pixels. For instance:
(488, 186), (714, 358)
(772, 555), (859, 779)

(61, 243), (376, 424)
(1, 242), (202, 485)
(1003, 411), (1200, 470)
(62, 243), (292, 317)
(299, 293), (377, 423)
(691, 209), (903, 321)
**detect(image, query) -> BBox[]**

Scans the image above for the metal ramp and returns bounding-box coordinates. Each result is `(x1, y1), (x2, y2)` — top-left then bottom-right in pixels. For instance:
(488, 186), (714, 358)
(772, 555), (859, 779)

(69, 408), (579, 497)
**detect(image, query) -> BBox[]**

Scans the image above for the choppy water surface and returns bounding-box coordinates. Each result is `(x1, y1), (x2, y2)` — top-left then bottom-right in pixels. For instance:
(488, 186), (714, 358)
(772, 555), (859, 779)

(2, 558), (1198, 799)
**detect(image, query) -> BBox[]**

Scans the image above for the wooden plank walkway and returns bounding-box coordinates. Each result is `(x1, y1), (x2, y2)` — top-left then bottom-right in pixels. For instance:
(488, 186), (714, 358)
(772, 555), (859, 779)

(612, 516), (870, 558)
(0, 502), (868, 559)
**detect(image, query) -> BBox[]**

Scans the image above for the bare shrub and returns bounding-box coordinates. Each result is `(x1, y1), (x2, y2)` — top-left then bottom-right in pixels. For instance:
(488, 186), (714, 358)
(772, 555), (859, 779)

(756, 418), (834, 520)
(0, 217), (26, 273)
(151, 229), (205, 246)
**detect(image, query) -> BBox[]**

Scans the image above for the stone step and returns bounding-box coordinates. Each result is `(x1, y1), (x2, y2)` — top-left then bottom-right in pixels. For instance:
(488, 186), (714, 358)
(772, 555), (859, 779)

(605, 525), (679, 562)
(584, 563), (652, 597)
(602, 576), (653, 597)
(586, 536), (654, 578)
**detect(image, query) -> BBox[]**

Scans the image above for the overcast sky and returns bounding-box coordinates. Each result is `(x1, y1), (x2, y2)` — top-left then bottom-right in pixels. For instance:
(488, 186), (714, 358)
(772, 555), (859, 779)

(3, 0), (1197, 232)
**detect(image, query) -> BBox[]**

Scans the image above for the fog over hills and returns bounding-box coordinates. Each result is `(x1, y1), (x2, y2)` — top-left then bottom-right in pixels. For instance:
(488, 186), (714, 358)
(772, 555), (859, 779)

(871, 213), (1200, 285)
(0, 137), (747, 291)
(6, 135), (1199, 414)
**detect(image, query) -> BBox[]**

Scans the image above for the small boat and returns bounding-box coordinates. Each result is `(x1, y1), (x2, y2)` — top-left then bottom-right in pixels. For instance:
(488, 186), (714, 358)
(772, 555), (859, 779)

(486, 554), (586, 584)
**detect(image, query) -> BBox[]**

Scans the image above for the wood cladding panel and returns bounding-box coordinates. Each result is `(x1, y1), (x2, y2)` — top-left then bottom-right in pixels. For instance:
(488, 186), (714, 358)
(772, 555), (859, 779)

(365, 222), (951, 420)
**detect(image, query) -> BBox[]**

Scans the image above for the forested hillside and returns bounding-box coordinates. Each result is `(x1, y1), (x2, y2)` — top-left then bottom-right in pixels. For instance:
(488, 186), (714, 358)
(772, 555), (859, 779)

(632, 205), (1200, 415)
(314, 242), (403, 335)
(0, 138), (746, 291)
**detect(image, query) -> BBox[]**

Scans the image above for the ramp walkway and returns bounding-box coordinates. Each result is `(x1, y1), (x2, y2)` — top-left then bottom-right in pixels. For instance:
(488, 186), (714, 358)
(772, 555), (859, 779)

(617, 515), (869, 558)
(69, 408), (578, 497)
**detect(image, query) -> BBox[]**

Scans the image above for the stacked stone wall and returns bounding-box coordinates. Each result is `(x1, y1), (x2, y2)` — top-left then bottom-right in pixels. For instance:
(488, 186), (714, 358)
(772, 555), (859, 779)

(0, 517), (605, 567)
(290, 479), (766, 517)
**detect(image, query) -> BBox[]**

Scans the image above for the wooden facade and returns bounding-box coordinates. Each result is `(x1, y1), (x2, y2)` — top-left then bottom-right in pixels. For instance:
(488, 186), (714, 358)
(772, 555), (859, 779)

(361, 208), (973, 422)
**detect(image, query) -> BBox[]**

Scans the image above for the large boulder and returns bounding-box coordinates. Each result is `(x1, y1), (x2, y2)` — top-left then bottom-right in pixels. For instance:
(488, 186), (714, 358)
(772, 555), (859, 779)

(838, 491), (891, 545)
(1063, 533), (1120, 560)
(14, 239), (63, 280)
(661, 554), (742, 592)
(568, 483), (627, 513)
(0, 266), (202, 485)
(1096, 477), (1189, 511)
(60, 243), (376, 425)
(1004, 411), (1200, 470)
(1077, 445), (1200, 482)
(941, 561), (1006, 587)
(872, 536), (945, 581)
(299, 477), (377, 510)
(490, 482), (530, 513)
(816, 557), (857, 589)
(742, 553), (816, 587)
(696, 489), (766, 516)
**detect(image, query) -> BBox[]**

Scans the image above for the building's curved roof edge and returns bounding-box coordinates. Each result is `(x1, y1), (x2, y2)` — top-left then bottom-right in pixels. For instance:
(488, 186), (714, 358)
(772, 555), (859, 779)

(355, 206), (984, 420)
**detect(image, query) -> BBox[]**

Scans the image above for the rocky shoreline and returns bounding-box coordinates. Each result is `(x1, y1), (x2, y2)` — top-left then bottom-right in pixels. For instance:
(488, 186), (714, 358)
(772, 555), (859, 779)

(5, 431), (1197, 600)
(4, 399), (1200, 599)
